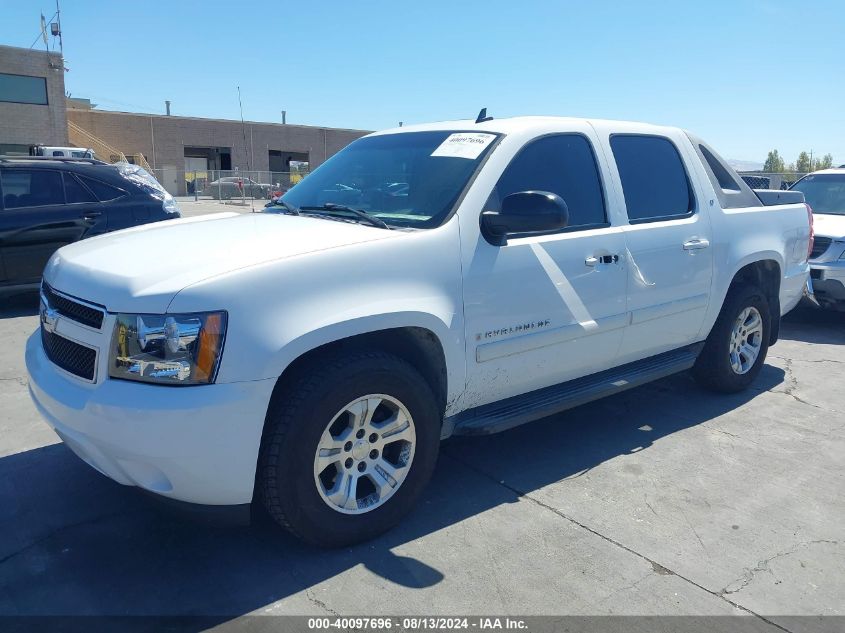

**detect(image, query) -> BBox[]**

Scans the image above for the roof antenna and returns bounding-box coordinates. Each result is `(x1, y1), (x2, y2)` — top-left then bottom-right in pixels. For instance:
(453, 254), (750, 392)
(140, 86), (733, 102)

(475, 107), (493, 124)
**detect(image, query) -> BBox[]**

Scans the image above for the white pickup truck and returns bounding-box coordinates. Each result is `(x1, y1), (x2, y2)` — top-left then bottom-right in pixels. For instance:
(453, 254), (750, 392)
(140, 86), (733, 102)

(26, 116), (812, 546)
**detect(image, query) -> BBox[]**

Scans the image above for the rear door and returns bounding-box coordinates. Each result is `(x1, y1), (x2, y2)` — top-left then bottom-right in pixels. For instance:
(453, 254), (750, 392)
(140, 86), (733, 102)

(604, 133), (714, 364)
(0, 167), (106, 285)
(73, 174), (137, 231)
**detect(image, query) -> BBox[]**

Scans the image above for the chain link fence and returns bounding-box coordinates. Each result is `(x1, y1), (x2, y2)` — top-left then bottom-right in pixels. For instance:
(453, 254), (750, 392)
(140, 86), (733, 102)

(737, 172), (807, 190)
(139, 166), (808, 202)
(146, 169), (310, 201)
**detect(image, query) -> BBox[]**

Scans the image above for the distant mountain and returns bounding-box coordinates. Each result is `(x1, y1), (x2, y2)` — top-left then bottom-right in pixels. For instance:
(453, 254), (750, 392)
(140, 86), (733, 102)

(728, 159), (763, 172)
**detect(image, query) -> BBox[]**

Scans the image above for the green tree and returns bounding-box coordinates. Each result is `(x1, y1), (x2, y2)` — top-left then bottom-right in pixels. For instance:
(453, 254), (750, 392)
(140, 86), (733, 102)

(795, 151), (812, 173)
(815, 153), (833, 170)
(763, 149), (785, 173)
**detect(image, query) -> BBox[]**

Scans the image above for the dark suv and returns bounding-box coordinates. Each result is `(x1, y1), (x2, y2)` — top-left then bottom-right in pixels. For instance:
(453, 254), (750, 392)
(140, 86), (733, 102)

(0, 157), (181, 293)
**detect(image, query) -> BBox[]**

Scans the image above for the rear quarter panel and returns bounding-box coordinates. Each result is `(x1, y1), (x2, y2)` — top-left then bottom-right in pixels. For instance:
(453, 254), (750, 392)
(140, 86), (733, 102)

(698, 201), (810, 338)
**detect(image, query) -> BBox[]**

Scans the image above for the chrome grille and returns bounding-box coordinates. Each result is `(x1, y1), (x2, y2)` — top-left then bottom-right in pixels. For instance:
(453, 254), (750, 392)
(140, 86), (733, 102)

(41, 283), (105, 329)
(41, 328), (97, 381)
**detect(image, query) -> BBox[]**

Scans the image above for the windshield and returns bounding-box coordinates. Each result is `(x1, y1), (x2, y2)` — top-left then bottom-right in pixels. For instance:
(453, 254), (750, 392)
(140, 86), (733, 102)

(279, 131), (499, 228)
(115, 161), (171, 199)
(791, 174), (845, 215)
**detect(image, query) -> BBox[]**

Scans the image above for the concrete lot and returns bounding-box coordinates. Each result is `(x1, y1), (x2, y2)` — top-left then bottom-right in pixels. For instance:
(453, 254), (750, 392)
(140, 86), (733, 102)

(0, 278), (843, 626)
(175, 197), (270, 218)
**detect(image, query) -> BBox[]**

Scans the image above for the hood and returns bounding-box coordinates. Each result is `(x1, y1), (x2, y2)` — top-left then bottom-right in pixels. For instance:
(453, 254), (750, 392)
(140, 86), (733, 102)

(45, 212), (394, 313)
(813, 213), (845, 239)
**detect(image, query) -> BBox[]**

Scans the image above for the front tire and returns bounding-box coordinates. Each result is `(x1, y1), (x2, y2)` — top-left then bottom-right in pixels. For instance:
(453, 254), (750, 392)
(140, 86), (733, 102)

(258, 351), (441, 547)
(693, 283), (771, 393)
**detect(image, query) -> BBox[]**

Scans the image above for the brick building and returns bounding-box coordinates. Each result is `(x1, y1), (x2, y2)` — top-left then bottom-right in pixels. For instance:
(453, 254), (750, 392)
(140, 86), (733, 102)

(66, 106), (369, 195)
(1, 43), (370, 195)
(0, 44), (68, 154)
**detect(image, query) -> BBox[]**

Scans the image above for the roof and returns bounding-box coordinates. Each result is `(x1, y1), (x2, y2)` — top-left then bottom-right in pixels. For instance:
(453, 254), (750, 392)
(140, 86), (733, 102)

(67, 108), (370, 134)
(807, 168), (845, 175)
(0, 156), (107, 167)
(369, 115), (683, 137)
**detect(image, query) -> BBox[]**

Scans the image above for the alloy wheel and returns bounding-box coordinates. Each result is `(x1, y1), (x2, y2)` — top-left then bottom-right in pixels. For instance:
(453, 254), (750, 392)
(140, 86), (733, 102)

(313, 394), (416, 514)
(729, 306), (763, 374)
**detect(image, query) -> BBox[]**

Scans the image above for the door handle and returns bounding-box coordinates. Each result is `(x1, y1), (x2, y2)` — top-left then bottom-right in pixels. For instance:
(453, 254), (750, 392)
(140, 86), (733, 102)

(683, 238), (710, 250)
(81, 212), (102, 220)
(585, 254), (619, 267)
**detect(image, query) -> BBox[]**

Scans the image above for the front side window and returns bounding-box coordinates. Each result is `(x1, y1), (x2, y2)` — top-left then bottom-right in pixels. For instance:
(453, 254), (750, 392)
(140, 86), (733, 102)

(791, 174), (845, 216)
(1, 169), (64, 208)
(0, 73), (48, 105)
(281, 131), (499, 229)
(487, 134), (607, 230)
(611, 135), (694, 223)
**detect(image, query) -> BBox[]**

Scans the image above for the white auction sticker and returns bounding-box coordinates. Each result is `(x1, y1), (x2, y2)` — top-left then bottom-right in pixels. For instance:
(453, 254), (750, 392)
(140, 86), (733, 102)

(430, 133), (496, 159)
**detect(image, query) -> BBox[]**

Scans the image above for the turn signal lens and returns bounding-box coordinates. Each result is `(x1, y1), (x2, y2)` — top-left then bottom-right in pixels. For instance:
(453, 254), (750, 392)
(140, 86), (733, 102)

(195, 313), (225, 382)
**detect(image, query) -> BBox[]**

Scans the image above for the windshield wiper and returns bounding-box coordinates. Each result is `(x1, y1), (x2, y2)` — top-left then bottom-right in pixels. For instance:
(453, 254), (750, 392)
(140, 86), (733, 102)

(299, 203), (391, 230)
(266, 200), (300, 215)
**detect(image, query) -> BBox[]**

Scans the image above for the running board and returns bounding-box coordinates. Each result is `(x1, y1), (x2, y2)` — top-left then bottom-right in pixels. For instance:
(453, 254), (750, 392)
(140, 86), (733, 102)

(446, 344), (703, 437)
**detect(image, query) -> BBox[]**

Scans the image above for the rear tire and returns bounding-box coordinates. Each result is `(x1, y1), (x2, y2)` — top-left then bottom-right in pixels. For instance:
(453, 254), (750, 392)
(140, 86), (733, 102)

(693, 283), (771, 393)
(258, 351), (441, 547)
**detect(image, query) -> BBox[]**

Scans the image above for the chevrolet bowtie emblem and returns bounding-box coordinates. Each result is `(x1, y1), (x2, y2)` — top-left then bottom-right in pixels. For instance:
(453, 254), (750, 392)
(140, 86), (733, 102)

(40, 301), (60, 334)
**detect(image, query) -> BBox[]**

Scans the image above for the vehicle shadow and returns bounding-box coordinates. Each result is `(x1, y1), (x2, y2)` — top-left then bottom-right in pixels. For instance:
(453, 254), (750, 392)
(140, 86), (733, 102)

(781, 303), (845, 345)
(0, 364), (785, 618)
(0, 290), (39, 319)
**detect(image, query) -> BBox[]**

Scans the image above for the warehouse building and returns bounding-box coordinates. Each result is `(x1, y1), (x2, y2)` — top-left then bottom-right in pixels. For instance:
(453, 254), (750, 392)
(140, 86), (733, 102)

(66, 105), (369, 195)
(0, 44), (68, 154)
(1, 43), (369, 195)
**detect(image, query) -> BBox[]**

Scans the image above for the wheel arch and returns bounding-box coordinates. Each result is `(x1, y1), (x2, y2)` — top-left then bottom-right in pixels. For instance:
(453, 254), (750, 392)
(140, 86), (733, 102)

(715, 256), (783, 345)
(268, 324), (451, 419)
(253, 323), (453, 504)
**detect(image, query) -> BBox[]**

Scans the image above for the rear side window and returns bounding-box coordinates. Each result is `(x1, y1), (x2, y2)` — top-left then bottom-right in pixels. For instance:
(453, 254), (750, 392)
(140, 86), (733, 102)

(63, 173), (97, 204)
(490, 134), (607, 230)
(78, 175), (126, 202)
(1, 169), (64, 208)
(611, 135), (693, 223)
(699, 144), (740, 191)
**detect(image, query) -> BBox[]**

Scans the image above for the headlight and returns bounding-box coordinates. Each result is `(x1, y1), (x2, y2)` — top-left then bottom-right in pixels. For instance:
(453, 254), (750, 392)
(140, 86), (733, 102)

(109, 312), (227, 385)
(162, 194), (181, 215)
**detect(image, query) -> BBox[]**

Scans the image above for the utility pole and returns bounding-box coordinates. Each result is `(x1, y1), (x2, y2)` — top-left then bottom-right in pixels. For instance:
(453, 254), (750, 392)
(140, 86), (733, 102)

(55, 0), (63, 56)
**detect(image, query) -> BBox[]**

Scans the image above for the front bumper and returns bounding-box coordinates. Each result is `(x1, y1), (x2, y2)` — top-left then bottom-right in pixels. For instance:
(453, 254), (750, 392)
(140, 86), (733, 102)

(810, 260), (845, 304)
(25, 331), (276, 505)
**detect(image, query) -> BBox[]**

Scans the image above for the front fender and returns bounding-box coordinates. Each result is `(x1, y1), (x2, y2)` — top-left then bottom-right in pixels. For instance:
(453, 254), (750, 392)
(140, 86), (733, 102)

(169, 220), (467, 412)
(265, 310), (464, 413)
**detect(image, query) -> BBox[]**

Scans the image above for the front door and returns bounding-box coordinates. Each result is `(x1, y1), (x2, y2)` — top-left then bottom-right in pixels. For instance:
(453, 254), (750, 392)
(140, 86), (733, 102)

(461, 131), (628, 408)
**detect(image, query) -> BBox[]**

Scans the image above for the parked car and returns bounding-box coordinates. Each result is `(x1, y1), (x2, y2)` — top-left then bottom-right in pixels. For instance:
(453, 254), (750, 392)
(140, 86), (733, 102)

(203, 176), (272, 200)
(30, 145), (96, 159)
(790, 168), (845, 310)
(0, 157), (180, 294)
(25, 116), (811, 547)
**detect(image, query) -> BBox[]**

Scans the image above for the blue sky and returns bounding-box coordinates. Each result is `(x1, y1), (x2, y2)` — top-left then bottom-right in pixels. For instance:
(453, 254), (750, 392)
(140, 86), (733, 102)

(2, 0), (842, 164)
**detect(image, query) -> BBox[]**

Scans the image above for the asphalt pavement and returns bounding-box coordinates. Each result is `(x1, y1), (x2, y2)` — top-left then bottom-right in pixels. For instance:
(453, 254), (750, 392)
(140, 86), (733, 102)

(0, 285), (843, 626)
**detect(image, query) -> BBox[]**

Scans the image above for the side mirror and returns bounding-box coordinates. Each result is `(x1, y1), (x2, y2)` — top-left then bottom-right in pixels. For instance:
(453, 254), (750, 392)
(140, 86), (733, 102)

(480, 191), (569, 245)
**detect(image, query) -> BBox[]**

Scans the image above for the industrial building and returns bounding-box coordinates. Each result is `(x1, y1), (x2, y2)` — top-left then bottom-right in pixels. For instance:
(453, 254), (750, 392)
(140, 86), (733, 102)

(0, 44), (68, 154)
(1, 43), (369, 195)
